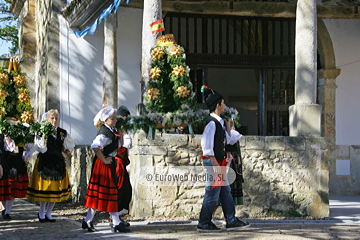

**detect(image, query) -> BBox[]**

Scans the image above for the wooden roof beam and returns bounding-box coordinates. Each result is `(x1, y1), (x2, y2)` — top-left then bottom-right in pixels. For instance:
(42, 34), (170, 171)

(124, 1), (360, 19)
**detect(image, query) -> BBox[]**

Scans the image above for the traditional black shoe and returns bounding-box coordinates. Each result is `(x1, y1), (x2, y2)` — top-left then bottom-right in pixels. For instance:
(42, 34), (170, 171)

(120, 217), (130, 227)
(121, 221), (130, 228)
(45, 216), (56, 222)
(225, 218), (251, 231)
(38, 213), (48, 223)
(1, 209), (5, 218)
(111, 223), (130, 233)
(3, 213), (11, 221)
(197, 222), (221, 232)
(82, 220), (97, 232)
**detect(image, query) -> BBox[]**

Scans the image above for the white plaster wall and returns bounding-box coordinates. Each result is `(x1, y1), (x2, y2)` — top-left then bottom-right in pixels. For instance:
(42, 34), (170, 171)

(324, 19), (360, 145)
(60, 8), (142, 145)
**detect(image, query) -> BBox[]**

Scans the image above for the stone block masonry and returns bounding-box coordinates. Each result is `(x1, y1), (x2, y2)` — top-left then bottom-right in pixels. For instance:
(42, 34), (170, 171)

(31, 130), (328, 218)
(128, 131), (329, 218)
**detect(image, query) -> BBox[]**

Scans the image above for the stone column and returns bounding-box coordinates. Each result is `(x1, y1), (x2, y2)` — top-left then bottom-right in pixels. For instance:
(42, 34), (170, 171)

(289, 0), (322, 136)
(18, 1), (39, 118)
(317, 69), (340, 138)
(103, 13), (118, 108)
(141, 0), (162, 102)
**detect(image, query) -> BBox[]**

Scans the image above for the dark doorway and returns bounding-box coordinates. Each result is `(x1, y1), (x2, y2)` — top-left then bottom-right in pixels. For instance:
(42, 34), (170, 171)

(164, 13), (295, 136)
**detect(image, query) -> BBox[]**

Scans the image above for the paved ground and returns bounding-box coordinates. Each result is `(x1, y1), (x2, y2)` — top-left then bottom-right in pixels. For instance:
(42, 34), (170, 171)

(1, 196), (360, 239)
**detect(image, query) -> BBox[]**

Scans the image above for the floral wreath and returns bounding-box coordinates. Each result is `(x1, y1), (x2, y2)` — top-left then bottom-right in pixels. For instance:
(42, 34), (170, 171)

(0, 59), (55, 146)
(144, 34), (196, 114)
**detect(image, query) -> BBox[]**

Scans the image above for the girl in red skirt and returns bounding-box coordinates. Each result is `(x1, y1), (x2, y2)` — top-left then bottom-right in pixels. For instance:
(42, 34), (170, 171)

(0, 132), (34, 220)
(83, 107), (130, 233)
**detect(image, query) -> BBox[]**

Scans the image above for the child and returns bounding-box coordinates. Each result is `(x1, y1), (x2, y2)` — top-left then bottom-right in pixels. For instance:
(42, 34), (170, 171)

(83, 107), (130, 233)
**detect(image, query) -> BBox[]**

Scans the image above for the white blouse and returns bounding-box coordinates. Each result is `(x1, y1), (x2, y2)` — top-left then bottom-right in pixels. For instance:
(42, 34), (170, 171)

(3, 137), (34, 160)
(34, 127), (75, 154)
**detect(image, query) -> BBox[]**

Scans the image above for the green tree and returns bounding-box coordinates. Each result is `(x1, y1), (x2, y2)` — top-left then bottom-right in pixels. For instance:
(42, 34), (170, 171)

(0, 0), (17, 55)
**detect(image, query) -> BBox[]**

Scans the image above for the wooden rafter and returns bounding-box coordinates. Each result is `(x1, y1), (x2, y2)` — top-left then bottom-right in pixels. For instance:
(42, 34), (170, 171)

(123, 0), (360, 19)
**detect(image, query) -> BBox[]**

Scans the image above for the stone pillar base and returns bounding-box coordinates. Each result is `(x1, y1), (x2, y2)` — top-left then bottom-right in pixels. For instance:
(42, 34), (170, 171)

(289, 104), (322, 136)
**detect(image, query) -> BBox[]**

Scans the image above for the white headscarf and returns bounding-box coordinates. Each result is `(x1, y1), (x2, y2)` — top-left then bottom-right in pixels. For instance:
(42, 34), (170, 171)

(41, 112), (48, 122)
(40, 109), (60, 127)
(93, 107), (116, 126)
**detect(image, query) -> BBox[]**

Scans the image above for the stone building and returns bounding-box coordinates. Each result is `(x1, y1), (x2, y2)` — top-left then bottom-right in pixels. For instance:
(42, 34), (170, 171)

(9, 0), (360, 218)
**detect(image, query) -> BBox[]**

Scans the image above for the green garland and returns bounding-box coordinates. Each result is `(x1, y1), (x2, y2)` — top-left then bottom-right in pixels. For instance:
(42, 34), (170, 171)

(116, 107), (241, 134)
(0, 120), (56, 146)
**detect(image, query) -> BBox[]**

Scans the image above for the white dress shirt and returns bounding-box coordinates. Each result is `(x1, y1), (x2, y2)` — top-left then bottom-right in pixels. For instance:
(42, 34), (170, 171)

(201, 113), (242, 157)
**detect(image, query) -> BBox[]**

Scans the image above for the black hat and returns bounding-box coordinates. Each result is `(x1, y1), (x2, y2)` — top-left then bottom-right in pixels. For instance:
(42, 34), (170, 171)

(117, 105), (130, 117)
(201, 85), (223, 109)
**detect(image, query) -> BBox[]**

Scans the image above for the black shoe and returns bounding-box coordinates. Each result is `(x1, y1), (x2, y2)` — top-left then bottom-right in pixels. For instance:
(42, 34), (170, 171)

(82, 220), (97, 232)
(120, 217), (130, 227)
(38, 213), (48, 223)
(111, 223), (130, 233)
(225, 218), (251, 231)
(3, 213), (11, 221)
(45, 216), (56, 222)
(1, 209), (5, 219)
(197, 222), (222, 232)
(121, 221), (130, 227)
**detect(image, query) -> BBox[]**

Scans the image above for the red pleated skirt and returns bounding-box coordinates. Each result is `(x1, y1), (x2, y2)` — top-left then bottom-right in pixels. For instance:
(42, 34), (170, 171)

(9, 173), (29, 198)
(0, 178), (12, 201)
(84, 158), (118, 212)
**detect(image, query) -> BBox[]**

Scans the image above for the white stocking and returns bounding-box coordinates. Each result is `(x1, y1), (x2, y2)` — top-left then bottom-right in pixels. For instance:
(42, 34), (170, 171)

(46, 202), (56, 219)
(5, 198), (14, 215)
(110, 212), (120, 226)
(39, 202), (47, 219)
(85, 208), (97, 223)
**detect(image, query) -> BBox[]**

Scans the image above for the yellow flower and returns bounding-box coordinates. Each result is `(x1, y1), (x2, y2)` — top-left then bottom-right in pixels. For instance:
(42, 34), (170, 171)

(20, 111), (34, 123)
(0, 73), (9, 85)
(0, 89), (8, 99)
(150, 67), (162, 79)
(0, 107), (6, 117)
(169, 46), (182, 57)
(172, 65), (185, 77)
(147, 88), (160, 100)
(176, 86), (190, 98)
(13, 75), (26, 87)
(18, 92), (30, 103)
(151, 47), (165, 60)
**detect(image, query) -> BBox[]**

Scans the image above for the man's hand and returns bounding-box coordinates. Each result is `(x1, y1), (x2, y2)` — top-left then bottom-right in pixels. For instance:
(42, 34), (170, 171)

(210, 156), (221, 174)
(0, 165), (3, 179)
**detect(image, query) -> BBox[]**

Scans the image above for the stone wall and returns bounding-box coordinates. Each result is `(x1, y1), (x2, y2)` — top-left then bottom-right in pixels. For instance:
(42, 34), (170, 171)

(329, 145), (360, 195)
(39, 130), (329, 218)
(127, 131), (329, 218)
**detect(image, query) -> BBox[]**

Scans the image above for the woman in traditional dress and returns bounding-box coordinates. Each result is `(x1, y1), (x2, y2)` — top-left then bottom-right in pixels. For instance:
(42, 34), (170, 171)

(115, 105), (132, 226)
(0, 131), (34, 220)
(82, 107), (130, 233)
(26, 109), (75, 222)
